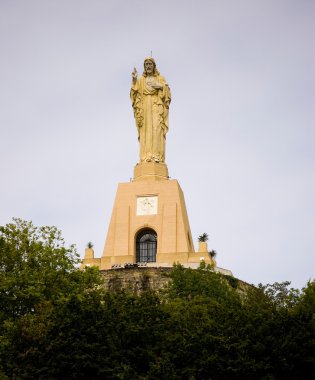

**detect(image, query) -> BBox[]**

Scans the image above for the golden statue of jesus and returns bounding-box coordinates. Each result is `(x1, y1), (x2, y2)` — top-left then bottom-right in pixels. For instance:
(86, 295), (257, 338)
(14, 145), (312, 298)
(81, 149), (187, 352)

(130, 58), (171, 163)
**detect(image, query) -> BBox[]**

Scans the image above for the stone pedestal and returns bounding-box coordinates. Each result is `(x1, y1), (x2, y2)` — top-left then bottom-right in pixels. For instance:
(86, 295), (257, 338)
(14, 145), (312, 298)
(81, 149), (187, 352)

(81, 248), (101, 268)
(187, 241), (215, 265)
(82, 162), (217, 270)
(100, 172), (195, 269)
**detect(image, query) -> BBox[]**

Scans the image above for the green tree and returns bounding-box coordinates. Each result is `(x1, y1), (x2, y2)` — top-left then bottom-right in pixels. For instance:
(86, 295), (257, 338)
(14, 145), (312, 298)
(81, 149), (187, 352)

(1, 219), (314, 379)
(0, 218), (103, 378)
(165, 264), (240, 304)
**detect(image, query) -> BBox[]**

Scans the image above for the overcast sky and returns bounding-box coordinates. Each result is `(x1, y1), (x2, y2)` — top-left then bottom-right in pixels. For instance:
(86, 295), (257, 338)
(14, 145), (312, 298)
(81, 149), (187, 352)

(1, 0), (314, 288)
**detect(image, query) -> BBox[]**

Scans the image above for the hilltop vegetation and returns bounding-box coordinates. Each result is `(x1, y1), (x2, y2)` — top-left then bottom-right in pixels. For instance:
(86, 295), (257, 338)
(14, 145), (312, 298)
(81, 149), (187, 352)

(0, 219), (314, 379)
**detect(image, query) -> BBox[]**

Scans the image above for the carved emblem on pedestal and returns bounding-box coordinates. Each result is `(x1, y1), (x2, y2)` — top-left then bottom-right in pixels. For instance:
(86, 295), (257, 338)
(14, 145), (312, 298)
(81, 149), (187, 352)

(136, 196), (158, 215)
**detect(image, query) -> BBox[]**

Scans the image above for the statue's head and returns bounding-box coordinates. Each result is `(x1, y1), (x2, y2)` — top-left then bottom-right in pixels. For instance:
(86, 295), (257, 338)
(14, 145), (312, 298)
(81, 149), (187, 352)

(143, 57), (160, 76)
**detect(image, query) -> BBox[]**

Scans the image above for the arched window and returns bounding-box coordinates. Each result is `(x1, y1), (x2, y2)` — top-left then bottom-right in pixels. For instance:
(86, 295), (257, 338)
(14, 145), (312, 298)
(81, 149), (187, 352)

(136, 229), (157, 263)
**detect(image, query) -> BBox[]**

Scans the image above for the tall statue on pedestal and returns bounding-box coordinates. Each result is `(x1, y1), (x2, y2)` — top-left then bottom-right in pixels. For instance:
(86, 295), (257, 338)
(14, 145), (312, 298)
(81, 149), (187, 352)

(130, 58), (171, 163)
(82, 56), (227, 273)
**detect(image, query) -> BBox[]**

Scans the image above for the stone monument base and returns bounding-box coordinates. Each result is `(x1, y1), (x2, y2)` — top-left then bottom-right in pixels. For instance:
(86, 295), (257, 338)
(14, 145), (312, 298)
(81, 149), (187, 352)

(82, 162), (218, 270)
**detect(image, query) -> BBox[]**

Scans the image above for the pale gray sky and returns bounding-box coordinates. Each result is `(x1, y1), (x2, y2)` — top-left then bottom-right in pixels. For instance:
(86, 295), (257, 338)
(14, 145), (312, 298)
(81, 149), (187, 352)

(1, 0), (314, 288)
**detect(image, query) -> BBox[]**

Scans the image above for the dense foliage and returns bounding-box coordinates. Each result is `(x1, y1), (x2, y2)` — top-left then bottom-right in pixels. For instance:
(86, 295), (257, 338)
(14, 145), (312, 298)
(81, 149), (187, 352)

(0, 219), (314, 379)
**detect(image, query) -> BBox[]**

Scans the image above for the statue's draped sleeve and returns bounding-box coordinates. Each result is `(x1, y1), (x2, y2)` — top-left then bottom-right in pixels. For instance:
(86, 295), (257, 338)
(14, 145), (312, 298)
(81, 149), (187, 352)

(130, 80), (143, 140)
(158, 76), (171, 135)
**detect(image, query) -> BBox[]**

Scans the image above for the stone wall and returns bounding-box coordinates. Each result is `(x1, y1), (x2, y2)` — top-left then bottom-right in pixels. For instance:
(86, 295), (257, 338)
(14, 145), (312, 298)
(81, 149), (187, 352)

(100, 267), (173, 294)
(100, 267), (250, 295)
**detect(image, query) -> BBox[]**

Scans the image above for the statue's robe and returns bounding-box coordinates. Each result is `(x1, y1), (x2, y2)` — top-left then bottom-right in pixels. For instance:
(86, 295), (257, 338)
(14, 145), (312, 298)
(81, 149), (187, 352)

(131, 74), (171, 163)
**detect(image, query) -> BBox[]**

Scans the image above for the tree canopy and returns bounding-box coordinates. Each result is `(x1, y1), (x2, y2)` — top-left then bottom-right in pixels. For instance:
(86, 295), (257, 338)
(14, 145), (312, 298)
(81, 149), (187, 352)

(0, 219), (314, 379)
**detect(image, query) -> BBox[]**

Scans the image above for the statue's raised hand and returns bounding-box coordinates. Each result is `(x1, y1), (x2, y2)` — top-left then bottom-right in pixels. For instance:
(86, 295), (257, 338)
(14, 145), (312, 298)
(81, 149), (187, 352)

(132, 67), (138, 84)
